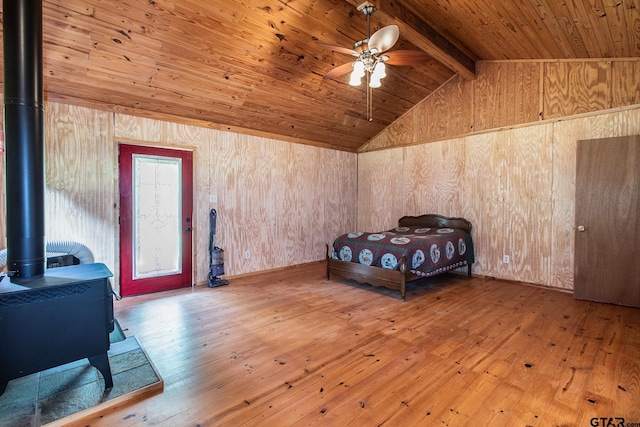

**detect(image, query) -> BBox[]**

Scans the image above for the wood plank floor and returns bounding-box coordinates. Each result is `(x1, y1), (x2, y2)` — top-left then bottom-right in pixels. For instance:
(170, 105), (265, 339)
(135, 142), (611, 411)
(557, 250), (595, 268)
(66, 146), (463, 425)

(74, 262), (640, 426)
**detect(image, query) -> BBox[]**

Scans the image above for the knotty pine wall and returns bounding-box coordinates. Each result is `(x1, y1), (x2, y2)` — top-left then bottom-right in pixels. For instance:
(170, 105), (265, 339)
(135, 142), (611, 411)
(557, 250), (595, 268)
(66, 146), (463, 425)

(0, 103), (357, 293)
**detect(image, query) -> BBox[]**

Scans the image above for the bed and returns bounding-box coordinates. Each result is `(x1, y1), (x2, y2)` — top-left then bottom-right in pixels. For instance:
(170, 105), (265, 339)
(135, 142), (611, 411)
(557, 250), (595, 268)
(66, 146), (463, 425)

(326, 214), (475, 300)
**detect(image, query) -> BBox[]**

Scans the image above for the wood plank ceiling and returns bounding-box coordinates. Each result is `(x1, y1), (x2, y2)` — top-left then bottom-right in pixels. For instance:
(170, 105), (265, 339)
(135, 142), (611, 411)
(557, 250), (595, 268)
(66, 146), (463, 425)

(0, 0), (639, 151)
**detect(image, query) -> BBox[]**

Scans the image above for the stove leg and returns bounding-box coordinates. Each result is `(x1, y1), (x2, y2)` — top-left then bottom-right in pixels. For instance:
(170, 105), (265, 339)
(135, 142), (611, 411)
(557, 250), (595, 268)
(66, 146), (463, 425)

(88, 353), (113, 390)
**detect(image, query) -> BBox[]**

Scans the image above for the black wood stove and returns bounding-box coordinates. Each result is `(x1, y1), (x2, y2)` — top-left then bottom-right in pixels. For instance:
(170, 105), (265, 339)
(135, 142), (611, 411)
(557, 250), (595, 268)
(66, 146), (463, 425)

(0, 263), (115, 396)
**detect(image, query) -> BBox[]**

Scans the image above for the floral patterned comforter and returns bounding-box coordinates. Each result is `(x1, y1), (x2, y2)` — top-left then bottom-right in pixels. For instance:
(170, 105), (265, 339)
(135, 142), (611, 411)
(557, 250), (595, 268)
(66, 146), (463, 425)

(331, 225), (475, 277)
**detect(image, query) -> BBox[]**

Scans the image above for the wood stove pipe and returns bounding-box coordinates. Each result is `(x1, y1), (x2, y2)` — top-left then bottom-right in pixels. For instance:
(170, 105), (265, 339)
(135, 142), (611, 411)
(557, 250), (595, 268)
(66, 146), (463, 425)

(3, 0), (46, 278)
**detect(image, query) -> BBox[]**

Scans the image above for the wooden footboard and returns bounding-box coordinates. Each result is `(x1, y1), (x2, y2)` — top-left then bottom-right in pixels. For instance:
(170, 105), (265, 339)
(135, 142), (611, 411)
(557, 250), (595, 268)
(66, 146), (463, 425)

(326, 246), (473, 300)
(326, 244), (421, 300)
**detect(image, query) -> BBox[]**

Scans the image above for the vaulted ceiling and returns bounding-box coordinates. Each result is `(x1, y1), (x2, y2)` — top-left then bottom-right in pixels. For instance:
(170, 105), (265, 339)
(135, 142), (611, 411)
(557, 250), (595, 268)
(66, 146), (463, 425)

(1, 0), (639, 151)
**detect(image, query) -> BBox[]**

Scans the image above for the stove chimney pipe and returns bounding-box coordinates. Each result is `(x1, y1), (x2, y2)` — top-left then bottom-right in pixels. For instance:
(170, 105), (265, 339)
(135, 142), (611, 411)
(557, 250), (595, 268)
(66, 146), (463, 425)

(3, 0), (46, 278)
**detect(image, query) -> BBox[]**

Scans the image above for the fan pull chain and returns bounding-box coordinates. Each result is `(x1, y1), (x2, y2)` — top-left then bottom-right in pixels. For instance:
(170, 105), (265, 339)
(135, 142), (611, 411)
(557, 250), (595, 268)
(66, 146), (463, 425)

(367, 73), (373, 121)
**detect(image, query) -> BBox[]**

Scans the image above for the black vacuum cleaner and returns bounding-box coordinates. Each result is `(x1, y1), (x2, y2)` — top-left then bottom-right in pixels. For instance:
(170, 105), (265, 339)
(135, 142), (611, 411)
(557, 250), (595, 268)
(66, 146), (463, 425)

(207, 209), (229, 287)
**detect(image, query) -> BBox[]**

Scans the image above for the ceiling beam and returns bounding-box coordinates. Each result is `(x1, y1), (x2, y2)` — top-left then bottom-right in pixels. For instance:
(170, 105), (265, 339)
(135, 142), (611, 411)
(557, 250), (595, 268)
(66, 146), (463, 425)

(346, 0), (477, 80)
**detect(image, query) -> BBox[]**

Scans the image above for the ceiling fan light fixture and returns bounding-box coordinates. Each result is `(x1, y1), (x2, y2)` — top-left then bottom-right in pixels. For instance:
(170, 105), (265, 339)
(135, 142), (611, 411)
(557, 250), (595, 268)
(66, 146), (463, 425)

(372, 61), (386, 79)
(320, 2), (423, 121)
(349, 60), (366, 86)
(349, 74), (362, 86)
(369, 61), (386, 88)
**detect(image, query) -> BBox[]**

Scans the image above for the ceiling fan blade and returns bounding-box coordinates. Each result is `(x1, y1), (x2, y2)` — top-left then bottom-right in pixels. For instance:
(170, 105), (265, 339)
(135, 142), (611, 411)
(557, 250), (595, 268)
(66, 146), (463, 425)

(317, 42), (357, 56)
(368, 25), (399, 53)
(323, 62), (354, 80)
(384, 50), (432, 66)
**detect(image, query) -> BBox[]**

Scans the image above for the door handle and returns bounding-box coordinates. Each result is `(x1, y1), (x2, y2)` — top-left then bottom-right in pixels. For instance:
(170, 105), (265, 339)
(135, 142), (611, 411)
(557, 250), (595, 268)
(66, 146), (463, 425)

(185, 227), (192, 232)
(577, 225), (585, 232)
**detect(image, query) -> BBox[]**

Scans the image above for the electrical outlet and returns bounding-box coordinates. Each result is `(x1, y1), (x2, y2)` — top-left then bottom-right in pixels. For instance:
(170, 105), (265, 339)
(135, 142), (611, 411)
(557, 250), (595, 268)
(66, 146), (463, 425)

(245, 251), (250, 259)
(503, 255), (510, 264)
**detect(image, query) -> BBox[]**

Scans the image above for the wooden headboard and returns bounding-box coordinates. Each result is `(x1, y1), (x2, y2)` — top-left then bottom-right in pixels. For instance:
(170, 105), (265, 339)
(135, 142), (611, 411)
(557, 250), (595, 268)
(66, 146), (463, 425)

(398, 214), (472, 234)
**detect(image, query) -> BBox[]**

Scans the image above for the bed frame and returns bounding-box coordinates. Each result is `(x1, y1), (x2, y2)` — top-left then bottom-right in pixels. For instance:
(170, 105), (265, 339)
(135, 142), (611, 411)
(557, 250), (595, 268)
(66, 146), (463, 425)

(326, 214), (473, 300)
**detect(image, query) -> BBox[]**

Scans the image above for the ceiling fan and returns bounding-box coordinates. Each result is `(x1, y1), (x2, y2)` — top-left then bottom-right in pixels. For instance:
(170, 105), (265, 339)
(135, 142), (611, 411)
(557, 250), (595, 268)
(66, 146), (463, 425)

(319, 2), (430, 120)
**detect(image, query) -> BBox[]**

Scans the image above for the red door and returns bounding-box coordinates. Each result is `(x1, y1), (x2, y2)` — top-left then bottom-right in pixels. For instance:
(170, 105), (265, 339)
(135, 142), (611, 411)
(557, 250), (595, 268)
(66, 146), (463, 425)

(119, 144), (193, 296)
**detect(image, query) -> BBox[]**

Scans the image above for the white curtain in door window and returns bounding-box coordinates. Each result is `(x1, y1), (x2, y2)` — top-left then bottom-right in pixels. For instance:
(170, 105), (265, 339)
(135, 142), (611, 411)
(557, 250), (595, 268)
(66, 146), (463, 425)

(133, 154), (182, 279)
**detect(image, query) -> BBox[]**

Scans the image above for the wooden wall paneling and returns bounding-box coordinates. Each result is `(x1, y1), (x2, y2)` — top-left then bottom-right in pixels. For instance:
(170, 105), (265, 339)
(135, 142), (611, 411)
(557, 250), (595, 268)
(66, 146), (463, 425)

(411, 101), (428, 146)
(611, 60), (640, 107)
(415, 75), (474, 143)
(549, 115), (578, 289)
(157, 117), (205, 146)
(193, 137), (210, 284)
(473, 62), (500, 132)
(277, 143), (325, 266)
(384, 114), (415, 149)
(359, 132), (389, 153)
(438, 76), (475, 139)
(206, 131), (241, 275)
(403, 142), (431, 215)
(474, 62), (542, 132)
(302, 144), (329, 263)
(274, 140), (298, 269)
(114, 114), (165, 143)
(357, 113), (415, 153)
(357, 149), (404, 232)
(322, 149), (357, 246)
(618, 108), (640, 135)
(460, 132), (505, 276)
(406, 93), (430, 146)
(208, 131), (243, 275)
(219, 134), (280, 275)
(502, 124), (553, 285)
(549, 113), (615, 290)
(403, 139), (465, 218)
(543, 61), (612, 119)
(44, 103), (117, 282)
(358, 59), (640, 155)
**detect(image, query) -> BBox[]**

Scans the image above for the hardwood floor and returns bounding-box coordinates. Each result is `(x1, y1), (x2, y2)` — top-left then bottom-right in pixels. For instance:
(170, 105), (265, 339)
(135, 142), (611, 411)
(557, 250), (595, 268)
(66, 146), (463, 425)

(75, 262), (640, 426)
